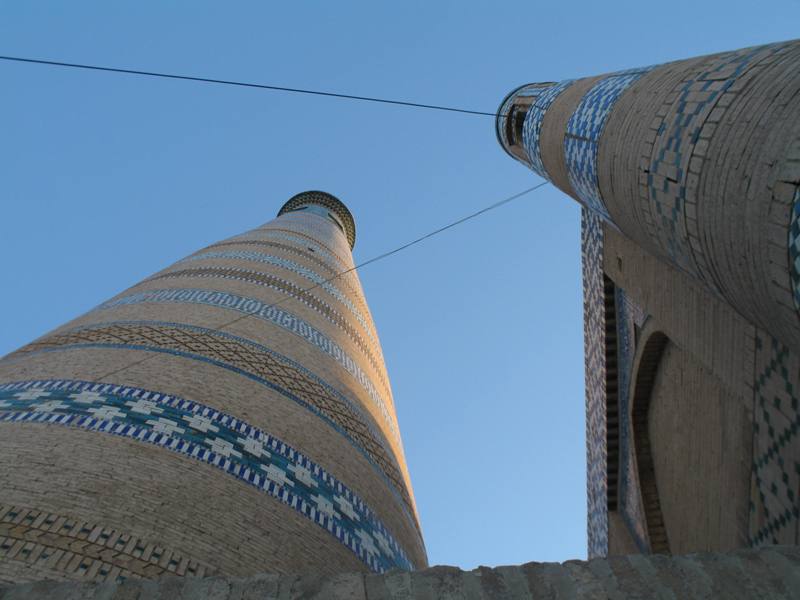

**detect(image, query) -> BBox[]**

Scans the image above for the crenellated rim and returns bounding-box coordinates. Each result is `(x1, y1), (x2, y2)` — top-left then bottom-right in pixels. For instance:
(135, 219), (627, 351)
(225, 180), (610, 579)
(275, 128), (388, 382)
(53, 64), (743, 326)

(278, 190), (357, 249)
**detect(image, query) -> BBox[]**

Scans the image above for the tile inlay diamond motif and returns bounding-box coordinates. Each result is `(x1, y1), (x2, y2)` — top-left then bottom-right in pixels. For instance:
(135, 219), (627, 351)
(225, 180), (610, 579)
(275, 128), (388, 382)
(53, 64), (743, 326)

(0, 380), (414, 573)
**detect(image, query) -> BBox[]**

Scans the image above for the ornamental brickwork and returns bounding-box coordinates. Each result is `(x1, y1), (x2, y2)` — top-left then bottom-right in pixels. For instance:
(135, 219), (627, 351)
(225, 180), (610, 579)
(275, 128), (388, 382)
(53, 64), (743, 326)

(498, 39), (800, 558)
(0, 191), (426, 585)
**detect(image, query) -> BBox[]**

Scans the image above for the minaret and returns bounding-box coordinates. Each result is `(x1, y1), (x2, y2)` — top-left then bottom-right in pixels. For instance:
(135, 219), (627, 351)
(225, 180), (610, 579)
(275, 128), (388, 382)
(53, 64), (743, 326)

(497, 40), (800, 351)
(0, 191), (426, 582)
(497, 41), (800, 559)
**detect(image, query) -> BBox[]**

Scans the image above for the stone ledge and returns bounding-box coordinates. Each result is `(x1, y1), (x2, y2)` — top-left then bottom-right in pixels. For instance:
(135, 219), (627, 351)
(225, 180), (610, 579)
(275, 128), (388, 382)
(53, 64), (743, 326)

(1, 546), (799, 599)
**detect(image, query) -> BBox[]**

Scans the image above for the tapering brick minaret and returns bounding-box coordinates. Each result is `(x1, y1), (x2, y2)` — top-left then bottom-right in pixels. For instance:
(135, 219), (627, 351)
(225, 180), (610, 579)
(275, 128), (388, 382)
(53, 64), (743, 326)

(0, 191), (426, 582)
(497, 41), (800, 558)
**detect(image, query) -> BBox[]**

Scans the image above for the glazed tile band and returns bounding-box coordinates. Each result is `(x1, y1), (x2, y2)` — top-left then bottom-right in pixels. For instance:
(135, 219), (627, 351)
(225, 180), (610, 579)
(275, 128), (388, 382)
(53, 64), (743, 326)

(142, 269), (389, 393)
(0, 505), (213, 581)
(251, 228), (352, 271)
(0, 380), (414, 573)
(523, 80), (574, 180)
(199, 238), (372, 317)
(238, 228), (370, 316)
(2, 320), (418, 525)
(95, 288), (396, 439)
(177, 250), (379, 346)
(564, 67), (654, 220)
(581, 209), (609, 558)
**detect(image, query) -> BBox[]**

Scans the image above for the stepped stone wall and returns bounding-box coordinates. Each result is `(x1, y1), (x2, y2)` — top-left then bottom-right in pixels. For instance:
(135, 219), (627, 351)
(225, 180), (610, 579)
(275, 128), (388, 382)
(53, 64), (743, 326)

(1, 546), (799, 599)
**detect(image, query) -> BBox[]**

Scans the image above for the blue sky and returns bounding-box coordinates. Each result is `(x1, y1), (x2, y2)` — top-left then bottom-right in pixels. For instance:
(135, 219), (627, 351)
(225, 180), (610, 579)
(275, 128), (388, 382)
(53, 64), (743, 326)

(1, 1), (797, 569)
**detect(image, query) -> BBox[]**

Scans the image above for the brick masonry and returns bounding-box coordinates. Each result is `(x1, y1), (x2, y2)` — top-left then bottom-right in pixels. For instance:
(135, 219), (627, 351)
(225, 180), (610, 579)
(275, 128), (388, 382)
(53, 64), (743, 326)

(498, 40), (800, 558)
(0, 192), (427, 583)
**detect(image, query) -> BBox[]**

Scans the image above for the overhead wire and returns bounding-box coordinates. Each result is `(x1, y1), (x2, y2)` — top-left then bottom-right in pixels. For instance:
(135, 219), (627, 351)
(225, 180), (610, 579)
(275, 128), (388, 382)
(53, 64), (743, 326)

(165, 181), (550, 346)
(0, 52), (544, 379)
(0, 54), (500, 117)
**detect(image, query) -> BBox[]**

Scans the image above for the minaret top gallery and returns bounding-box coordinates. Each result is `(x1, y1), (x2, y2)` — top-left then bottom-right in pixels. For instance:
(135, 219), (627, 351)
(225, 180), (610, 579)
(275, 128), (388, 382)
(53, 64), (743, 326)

(0, 191), (427, 582)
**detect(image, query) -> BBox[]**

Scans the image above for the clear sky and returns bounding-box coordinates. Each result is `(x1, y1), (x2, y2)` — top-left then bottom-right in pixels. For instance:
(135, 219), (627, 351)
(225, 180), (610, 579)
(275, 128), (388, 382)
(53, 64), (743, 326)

(1, 1), (797, 569)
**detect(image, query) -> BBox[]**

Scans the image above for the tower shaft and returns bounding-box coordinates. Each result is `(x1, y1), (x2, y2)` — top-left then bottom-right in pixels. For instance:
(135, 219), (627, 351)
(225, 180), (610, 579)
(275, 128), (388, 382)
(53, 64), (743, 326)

(0, 192), (426, 582)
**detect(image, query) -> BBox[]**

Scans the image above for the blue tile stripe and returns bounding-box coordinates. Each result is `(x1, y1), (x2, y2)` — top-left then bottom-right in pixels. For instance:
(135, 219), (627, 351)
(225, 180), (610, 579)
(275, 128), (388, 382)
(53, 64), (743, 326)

(565, 68), (654, 219)
(243, 227), (365, 300)
(0, 379), (414, 573)
(522, 80), (574, 179)
(581, 208), (608, 558)
(790, 188), (800, 311)
(614, 288), (649, 552)
(177, 250), (377, 346)
(646, 45), (779, 273)
(3, 319), (416, 527)
(95, 289), (397, 443)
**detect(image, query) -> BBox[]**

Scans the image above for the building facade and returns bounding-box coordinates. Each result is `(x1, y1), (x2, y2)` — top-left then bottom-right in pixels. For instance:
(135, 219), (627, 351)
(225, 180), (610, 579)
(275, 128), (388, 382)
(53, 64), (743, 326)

(497, 39), (800, 557)
(0, 191), (426, 583)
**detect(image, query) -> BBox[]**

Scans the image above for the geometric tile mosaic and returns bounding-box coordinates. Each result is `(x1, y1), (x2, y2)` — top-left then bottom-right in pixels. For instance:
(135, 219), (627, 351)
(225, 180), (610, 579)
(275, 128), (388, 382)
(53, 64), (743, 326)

(178, 250), (377, 345)
(0, 504), (211, 582)
(0, 380), (414, 572)
(789, 187), (800, 312)
(614, 288), (649, 551)
(750, 332), (800, 547)
(145, 269), (386, 385)
(5, 320), (415, 521)
(205, 236), (372, 318)
(566, 68), (654, 221)
(96, 288), (396, 441)
(250, 228), (351, 271)
(582, 208), (608, 558)
(645, 45), (781, 276)
(522, 80), (574, 180)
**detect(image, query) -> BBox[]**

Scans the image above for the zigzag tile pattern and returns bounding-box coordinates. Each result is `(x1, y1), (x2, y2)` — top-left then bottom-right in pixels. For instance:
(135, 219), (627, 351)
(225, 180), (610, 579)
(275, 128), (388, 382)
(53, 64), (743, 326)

(0, 381), (414, 573)
(0, 504), (211, 583)
(96, 288), (395, 439)
(581, 209), (608, 558)
(177, 250), (378, 346)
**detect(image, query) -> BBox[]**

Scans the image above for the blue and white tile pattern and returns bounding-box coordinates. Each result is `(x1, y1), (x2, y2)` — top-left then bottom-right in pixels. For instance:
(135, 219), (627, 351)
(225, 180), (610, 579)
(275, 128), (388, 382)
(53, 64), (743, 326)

(96, 289), (398, 442)
(565, 68), (653, 219)
(522, 80), (574, 179)
(0, 379), (413, 573)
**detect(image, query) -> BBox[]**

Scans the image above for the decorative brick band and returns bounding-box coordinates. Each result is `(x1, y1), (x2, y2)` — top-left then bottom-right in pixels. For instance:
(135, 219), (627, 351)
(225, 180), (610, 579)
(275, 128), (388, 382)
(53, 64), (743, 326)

(581, 209), (608, 558)
(565, 67), (654, 219)
(139, 273), (387, 393)
(790, 189), (800, 312)
(750, 333), (800, 546)
(96, 288), (395, 438)
(0, 505), (211, 583)
(522, 80), (574, 180)
(4, 322), (415, 523)
(202, 239), (367, 307)
(253, 227), (351, 271)
(641, 44), (782, 278)
(177, 251), (378, 346)
(0, 381), (414, 573)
